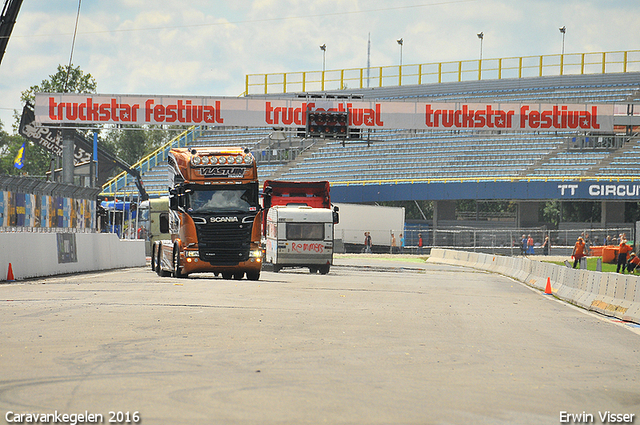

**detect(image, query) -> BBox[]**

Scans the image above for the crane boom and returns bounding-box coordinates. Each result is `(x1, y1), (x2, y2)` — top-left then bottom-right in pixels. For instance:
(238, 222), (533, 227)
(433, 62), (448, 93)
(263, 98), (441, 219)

(0, 0), (23, 66)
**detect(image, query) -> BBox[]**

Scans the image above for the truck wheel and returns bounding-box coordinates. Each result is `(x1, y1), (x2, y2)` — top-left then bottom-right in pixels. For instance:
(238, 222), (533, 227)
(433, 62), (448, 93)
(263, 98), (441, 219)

(156, 249), (170, 277)
(155, 248), (162, 276)
(222, 272), (233, 280)
(273, 265), (281, 273)
(150, 243), (157, 272)
(246, 271), (260, 281)
(309, 267), (318, 274)
(173, 247), (186, 278)
(319, 265), (330, 275)
(233, 272), (244, 280)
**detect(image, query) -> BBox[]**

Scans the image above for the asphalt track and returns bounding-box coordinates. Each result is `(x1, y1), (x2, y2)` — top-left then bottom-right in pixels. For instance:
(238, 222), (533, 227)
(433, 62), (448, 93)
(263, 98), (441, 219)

(1, 255), (639, 425)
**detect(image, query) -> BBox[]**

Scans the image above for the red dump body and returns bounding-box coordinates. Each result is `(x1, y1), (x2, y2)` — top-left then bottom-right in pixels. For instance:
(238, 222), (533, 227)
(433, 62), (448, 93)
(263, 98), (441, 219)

(263, 180), (331, 208)
(262, 180), (331, 236)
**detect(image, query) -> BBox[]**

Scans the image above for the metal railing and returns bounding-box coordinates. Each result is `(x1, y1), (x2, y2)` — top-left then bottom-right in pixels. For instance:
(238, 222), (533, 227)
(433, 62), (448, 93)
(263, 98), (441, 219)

(354, 226), (633, 256)
(0, 226), (96, 234)
(253, 131), (316, 166)
(0, 175), (101, 232)
(245, 49), (640, 95)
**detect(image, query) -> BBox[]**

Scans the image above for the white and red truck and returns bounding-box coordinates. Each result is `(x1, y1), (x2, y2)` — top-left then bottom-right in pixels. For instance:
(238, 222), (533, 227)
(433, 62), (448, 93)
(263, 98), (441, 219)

(262, 180), (339, 274)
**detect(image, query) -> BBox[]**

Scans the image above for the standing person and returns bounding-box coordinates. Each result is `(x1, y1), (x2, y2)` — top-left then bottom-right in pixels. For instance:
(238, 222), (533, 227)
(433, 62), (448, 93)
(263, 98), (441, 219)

(400, 233), (405, 254)
(363, 232), (372, 253)
(571, 237), (586, 268)
(527, 234), (534, 255)
(391, 233), (397, 254)
(520, 234), (527, 257)
(418, 233), (423, 254)
(584, 233), (591, 256)
(617, 238), (632, 273)
(542, 235), (550, 255)
(137, 226), (147, 240)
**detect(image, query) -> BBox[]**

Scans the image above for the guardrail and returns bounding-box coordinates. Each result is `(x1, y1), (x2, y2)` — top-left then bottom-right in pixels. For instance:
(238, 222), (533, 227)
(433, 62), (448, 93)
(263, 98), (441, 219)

(245, 49), (640, 95)
(427, 248), (640, 324)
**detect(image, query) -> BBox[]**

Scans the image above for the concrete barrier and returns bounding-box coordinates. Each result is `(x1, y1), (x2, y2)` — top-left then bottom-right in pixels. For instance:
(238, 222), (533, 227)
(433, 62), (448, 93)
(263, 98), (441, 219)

(1, 232), (145, 281)
(623, 279), (640, 323)
(427, 249), (640, 325)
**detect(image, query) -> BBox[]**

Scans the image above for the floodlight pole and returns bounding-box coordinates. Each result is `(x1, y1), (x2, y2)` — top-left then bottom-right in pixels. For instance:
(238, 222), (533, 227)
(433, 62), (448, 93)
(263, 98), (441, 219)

(477, 32), (484, 80)
(320, 44), (326, 72)
(559, 26), (566, 75)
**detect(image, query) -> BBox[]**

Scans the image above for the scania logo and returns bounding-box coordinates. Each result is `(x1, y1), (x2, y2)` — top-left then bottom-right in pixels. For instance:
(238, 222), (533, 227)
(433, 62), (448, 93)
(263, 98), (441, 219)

(210, 216), (239, 223)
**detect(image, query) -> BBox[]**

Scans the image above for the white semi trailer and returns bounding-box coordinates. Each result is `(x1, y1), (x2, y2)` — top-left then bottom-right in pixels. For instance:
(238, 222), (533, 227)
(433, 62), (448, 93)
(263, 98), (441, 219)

(333, 203), (405, 253)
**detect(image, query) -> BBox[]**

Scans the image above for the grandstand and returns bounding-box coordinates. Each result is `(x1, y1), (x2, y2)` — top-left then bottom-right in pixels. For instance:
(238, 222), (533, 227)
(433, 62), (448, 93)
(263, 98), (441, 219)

(260, 72), (640, 181)
(104, 70), (640, 191)
(101, 54), (640, 237)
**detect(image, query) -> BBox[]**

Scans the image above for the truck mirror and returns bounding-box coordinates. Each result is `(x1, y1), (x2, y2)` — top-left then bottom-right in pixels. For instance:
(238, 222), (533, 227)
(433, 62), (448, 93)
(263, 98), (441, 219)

(333, 211), (339, 224)
(169, 189), (179, 211)
(263, 186), (273, 209)
(169, 196), (178, 211)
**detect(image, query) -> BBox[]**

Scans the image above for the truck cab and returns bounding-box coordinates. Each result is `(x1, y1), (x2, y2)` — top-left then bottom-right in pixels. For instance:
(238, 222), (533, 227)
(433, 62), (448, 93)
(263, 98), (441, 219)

(138, 197), (170, 257)
(153, 147), (263, 280)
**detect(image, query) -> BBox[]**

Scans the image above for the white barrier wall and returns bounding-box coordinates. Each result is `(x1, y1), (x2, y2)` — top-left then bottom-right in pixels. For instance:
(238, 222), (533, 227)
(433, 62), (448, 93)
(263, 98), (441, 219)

(427, 249), (640, 325)
(0, 232), (146, 281)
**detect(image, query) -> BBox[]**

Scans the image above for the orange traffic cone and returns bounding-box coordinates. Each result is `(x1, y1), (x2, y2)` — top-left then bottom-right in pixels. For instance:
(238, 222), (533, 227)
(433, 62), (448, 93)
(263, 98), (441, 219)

(6, 263), (15, 281)
(544, 277), (552, 295)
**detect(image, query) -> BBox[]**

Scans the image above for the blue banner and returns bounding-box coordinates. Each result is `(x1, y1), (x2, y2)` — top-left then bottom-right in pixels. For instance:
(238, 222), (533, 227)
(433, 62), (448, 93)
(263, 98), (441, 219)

(331, 180), (640, 203)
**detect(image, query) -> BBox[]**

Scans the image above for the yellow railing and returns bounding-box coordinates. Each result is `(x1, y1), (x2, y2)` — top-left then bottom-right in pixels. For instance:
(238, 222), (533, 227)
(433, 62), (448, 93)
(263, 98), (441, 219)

(245, 50), (640, 95)
(100, 126), (198, 197)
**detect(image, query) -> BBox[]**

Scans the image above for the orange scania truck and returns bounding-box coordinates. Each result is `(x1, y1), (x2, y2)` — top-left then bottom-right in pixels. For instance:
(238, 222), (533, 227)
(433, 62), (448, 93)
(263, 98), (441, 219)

(152, 146), (263, 280)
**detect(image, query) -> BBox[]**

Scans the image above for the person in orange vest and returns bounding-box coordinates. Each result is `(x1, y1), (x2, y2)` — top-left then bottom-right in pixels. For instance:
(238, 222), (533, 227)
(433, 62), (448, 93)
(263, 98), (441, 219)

(571, 237), (586, 268)
(627, 253), (640, 274)
(527, 234), (534, 255)
(617, 238), (633, 273)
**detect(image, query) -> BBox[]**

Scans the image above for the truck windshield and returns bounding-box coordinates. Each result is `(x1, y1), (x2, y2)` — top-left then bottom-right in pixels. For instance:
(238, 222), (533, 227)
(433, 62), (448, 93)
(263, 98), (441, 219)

(187, 183), (258, 213)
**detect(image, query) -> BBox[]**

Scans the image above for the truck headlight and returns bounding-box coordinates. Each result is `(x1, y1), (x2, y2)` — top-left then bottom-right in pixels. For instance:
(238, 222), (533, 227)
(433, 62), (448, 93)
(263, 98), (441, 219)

(250, 249), (262, 258)
(185, 250), (200, 257)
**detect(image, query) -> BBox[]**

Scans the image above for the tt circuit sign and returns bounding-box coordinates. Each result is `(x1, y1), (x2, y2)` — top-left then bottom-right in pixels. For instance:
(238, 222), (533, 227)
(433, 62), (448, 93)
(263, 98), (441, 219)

(558, 183), (640, 199)
(34, 93), (615, 132)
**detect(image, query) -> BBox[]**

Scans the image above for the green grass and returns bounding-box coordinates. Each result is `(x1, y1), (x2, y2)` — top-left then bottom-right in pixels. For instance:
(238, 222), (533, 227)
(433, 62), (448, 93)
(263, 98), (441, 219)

(543, 257), (639, 274)
(335, 253), (429, 264)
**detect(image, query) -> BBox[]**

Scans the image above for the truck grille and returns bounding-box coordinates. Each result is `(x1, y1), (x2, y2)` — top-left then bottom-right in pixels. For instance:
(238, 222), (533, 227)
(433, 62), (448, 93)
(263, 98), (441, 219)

(195, 221), (253, 265)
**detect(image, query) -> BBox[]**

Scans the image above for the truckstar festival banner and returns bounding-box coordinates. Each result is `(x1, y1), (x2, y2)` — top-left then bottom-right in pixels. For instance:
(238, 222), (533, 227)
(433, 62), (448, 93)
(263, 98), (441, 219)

(35, 93), (615, 132)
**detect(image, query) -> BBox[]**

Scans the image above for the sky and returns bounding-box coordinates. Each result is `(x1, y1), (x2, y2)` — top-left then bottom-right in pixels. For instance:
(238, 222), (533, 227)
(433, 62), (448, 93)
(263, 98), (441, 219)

(1, 0), (639, 133)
